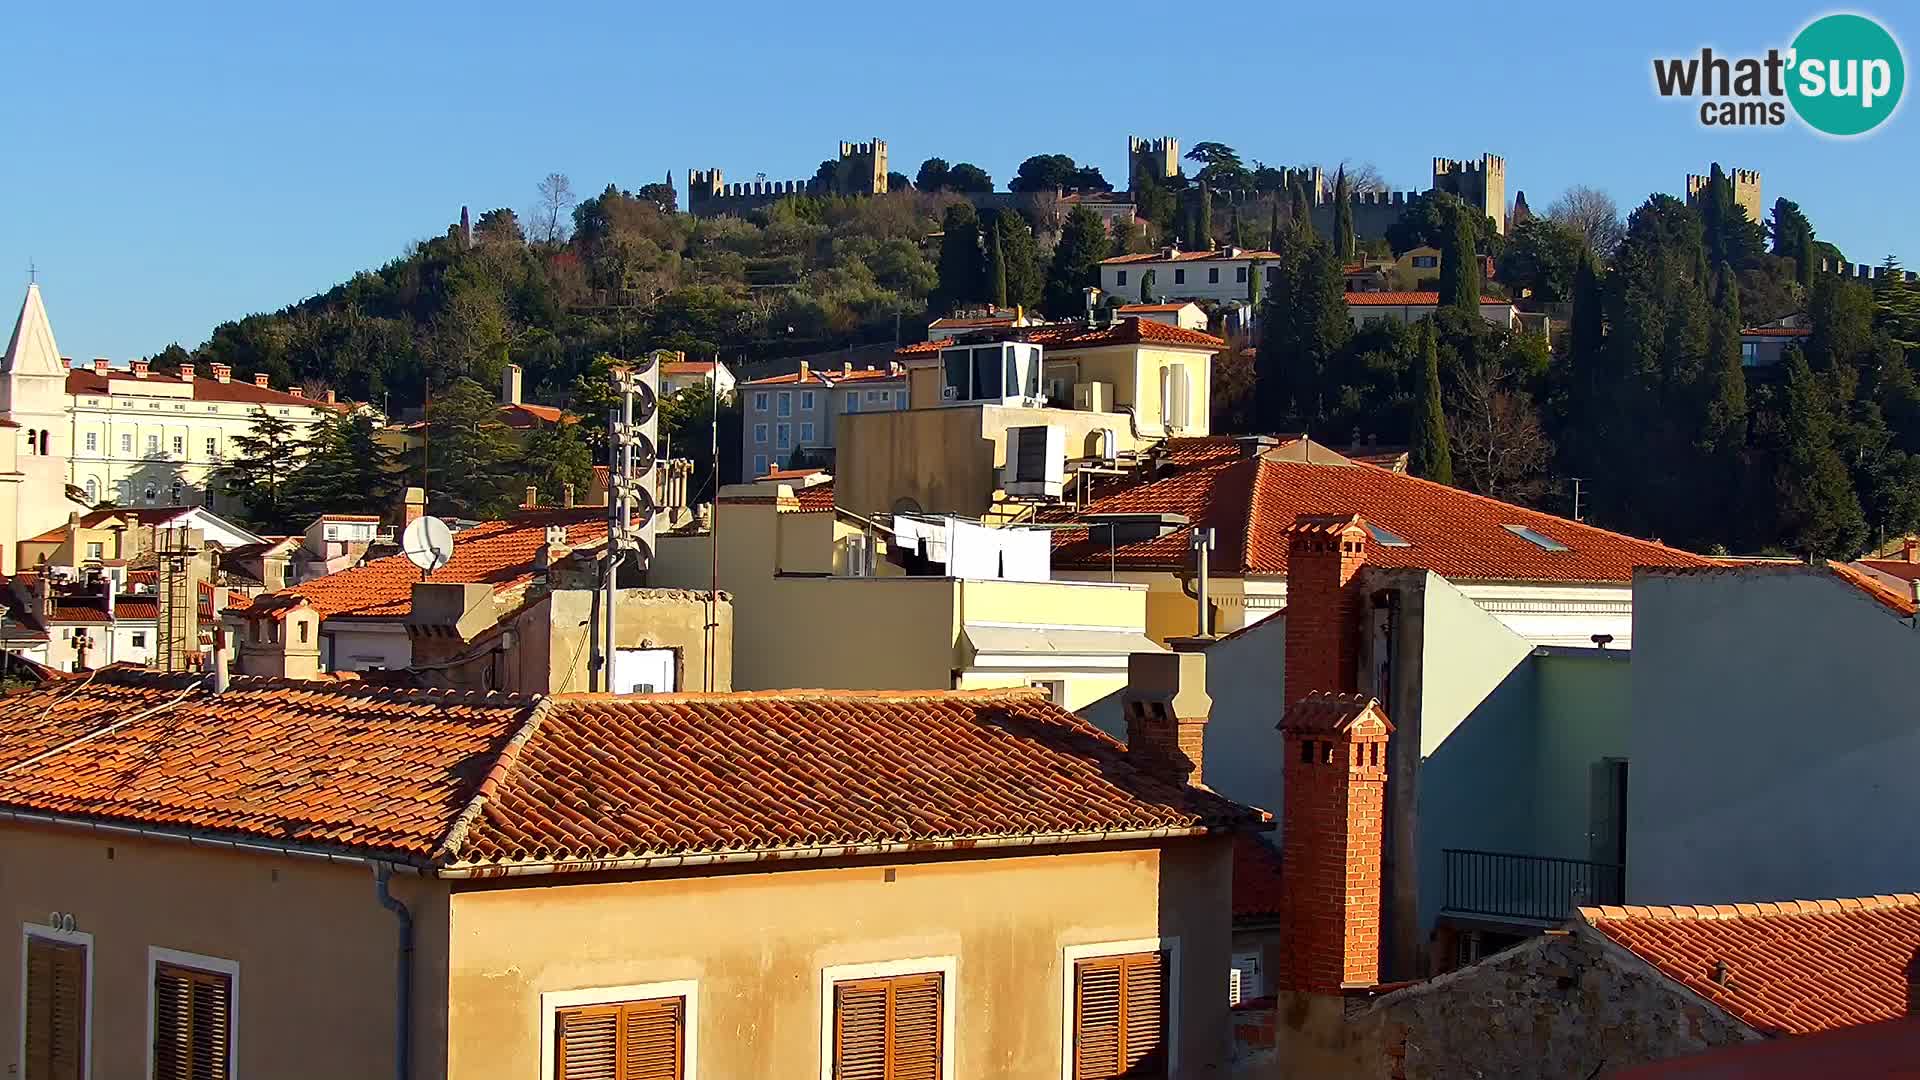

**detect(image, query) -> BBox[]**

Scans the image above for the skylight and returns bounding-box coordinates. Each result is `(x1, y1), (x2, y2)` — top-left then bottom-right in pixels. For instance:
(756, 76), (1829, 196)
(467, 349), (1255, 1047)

(1367, 523), (1412, 547)
(1503, 524), (1569, 551)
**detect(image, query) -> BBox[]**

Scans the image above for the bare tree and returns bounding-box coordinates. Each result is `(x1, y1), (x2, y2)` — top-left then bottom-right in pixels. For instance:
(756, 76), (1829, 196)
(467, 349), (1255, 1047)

(1547, 185), (1625, 260)
(1447, 363), (1554, 505)
(533, 173), (576, 244)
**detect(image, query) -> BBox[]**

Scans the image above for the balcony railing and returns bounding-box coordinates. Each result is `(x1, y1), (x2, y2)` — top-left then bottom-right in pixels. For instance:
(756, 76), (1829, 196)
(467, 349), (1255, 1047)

(1441, 848), (1624, 924)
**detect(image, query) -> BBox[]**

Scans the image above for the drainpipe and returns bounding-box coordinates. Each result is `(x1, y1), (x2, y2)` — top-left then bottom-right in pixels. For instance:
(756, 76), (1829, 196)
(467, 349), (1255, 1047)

(373, 863), (413, 1080)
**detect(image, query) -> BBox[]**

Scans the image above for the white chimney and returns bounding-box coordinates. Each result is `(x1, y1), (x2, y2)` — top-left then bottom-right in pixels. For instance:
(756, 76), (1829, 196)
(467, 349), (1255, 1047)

(502, 364), (523, 406)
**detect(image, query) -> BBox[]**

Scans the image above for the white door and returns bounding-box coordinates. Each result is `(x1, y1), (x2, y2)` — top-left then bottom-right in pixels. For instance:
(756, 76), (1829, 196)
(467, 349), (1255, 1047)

(611, 648), (677, 694)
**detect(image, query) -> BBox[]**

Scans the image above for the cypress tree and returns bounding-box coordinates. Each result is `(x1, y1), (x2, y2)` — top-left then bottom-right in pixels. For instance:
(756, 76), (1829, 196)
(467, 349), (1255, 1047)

(1043, 206), (1112, 316)
(1409, 320), (1453, 484)
(1268, 197), (1283, 250)
(1247, 260), (1262, 307)
(1195, 185), (1214, 249)
(1333, 165), (1355, 261)
(1288, 176), (1312, 237)
(1776, 348), (1867, 557)
(1140, 269), (1156, 304)
(985, 223), (1008, 308)
(935, 203), (983, 315)
(1701, 262), (1748, 457)
(996, 210), (1044, 310)
(1439, 206), (1480, 313)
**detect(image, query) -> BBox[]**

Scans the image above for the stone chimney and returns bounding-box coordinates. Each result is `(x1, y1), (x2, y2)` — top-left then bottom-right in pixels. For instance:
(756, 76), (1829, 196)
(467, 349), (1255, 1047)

(1284, 514), (1371, 704)
(798, 360), (811, 383)
(403, 486), (426, 529)
(501, 364), (523, 406)
(843, 361), (853, 377)
(1121, 650), (1210, 787)
(289, 387), (304, 399)
(563, 483), (576, 508)
(523, 485), (538, 509)
(253, 373), (270, 388)
(92, 358), (108, 375)
(324, 389), (337, 405)
(131, 359), (150, 379)
(211, 363), (231, 383)
(179, 363), (196, 380)
(1905, 536), (1918, 563)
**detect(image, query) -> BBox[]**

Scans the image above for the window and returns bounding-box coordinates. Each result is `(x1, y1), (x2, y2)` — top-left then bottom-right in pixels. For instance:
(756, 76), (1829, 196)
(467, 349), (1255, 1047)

(170, 480), (184, 505)
(1207, 268), (1219, 284)
(1067, 947), (1171, 1080)
(1502, 523), (1570, 551)
(754, 391), (770, 413)
(1236, 266), (1248, 283)
(27, 430), (39, 455)
(1115, 270), (1127, 287)
(868, 390), (885, 402)
(132, 632), (146, 648)
(541, 982), (697, 1080)
(150, 949), (236, 1080)
(171, 436), (184, 455)
(1741, 342), (1760, 367)
(800, 390), (815, 411)
(752, 454), (768, 478)
(777, 391), (792, 417)
(846, 392), (860, 413)
(1412, 255), (1439, 269)
(206, 437), (219, 459)
(23, 927), (90, 1080)
(143, 484), (157, 504)
(1172, 269), (1185, 285)
(84, 432), (97, 452)
(84, 480), (98, 503)
(146, 435), (159, 456)
(895, 390), (908, 409)
(754, 423), (768, 445)
(777, 424), (790, 450)
(823, 961), (951, 1080)
(799, 422), (814, 444)
(120, 434), (132, 454)
(1265, 266), (1279, 284)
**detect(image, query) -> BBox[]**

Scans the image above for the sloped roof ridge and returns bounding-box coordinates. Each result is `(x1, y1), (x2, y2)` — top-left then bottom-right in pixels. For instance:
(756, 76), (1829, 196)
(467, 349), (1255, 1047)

(1580, 892), (1920, 924)
(218, 674), (536, 707)
(433, 695), (552, 863)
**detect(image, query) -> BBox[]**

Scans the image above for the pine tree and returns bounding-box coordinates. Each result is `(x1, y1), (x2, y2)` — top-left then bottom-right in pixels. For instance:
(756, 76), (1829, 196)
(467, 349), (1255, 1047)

(1044, 206), (1113, 316)
(1333, 166), (1355, 261)
(995, 211), (1044, 310)
(424, 376), (521, 518)
(1872, 257), (1920, 352)
(934, 204), (983, 315)
(1409, 320), (1453, 484)
(219, 406), (304, 530)
(1776, 348), (1868, 557)
(985, 224), (1008, 308)
(287, 410), (401, 522)
(519, 418), (595, 506)
(1439, 206), (1480, 313)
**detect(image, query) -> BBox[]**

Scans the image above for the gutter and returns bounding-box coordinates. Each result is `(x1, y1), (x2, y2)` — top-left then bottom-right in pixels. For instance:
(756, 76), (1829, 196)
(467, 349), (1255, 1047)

(373, 864), (414, 1080)
(437, 824), (1238, 879)
(0, 807), (427, 870)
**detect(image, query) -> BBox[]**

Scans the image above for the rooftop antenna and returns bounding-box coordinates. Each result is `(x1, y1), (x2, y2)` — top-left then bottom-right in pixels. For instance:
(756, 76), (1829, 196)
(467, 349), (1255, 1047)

(401, 514), (454, 581)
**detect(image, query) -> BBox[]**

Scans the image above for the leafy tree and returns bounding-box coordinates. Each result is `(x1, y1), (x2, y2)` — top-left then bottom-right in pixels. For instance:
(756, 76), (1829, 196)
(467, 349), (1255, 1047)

(658, 380), (742, 494)
(1009, 154), (1109, 193)
(473, 209), (525, 247)
(994, 211), (1043, 309)
(1043, 206), (1110, 316)
(1256, 230), (1350, 430)
(287, 410), (401, 522)
(1250, 163), (1288, 192)
(218, 407), (305, 530)
(1496, 219), (1586, 303)
(1139, 269), (1157, 304)
(1439, 206), (1482, 313)
(533, 173), (575, 244)
(423, 376), (520, 519)
(1547, 186), (1624, 260)
(944, 163), (993, 193)
(915, 158), (950, 192)
(934, 204), (984, 315)
(1409, 321), (1453, 484)
(1332, 166), (1355, 261)
(1872, 257), (1920, 352)
(1774, 349), (1867, 557)
(985, 224), (1008, 308)
(1184, 142), (1252, 190)
(886, 171), (912, 192)
(517, 417), (594, 506)
(634, 180), (677, 213)
(1134, 172), (1177, 235)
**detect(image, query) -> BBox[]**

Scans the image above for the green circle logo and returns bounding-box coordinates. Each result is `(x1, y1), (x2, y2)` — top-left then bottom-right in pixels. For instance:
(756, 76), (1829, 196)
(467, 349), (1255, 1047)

(1788, 13), (1905, 136)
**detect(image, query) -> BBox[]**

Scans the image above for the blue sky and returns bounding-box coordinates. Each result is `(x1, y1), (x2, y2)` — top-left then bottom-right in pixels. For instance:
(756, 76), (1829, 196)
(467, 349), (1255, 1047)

(3, 2), (1915, 359)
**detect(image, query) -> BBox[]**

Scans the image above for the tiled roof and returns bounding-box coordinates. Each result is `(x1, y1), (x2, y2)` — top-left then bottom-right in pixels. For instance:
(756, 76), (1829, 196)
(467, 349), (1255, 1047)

(233, 509), (609, 621)
(794, 479), (836, 512)
(0, 677), (1264, 872)
(896, 317), (1224, 358)
(499, 402), (569, 428)
(1278, 691), (1392, 736)
(1117, 303), (1194, 314)
(1233, 833), (1287, 919)
(1345, 292), (1510, 306)
(24, 506), (199, 544)
(64, 369), (343, 411)
(661, 361), (716, 375)
(928, 315), (1017, 330)
(1049, 454), (1713, 583)
(113, 597), (158, 620)
(46, 600), (110, 624)
(740, 367), (904, 386)
(1102, 248), (1283, 265)
(1581, 894), (1920, 1036)
(1857, 558), (1920, 583)
(1741, 327), (1812, 338)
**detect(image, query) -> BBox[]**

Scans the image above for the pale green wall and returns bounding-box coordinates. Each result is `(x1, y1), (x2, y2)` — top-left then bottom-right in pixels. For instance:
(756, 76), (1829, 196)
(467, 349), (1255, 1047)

(1531, 651), (1631, 862)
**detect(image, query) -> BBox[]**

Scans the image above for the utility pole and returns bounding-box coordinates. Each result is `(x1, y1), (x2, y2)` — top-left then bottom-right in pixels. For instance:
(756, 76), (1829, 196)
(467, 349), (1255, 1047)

(595, 355), (661, 692)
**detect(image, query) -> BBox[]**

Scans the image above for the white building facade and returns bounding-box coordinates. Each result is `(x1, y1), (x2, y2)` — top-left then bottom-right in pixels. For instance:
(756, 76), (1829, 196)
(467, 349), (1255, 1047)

(1099, 247), (1281, 305)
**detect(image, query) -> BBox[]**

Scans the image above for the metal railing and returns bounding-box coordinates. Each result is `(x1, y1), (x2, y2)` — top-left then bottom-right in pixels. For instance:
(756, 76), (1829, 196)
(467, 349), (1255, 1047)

(1441, 848), (1624, 923)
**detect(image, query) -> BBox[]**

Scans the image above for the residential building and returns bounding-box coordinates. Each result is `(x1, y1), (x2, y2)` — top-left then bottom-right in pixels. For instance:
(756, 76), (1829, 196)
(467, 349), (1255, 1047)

(838, 317), (1222, 519)
(1345, 291), (1528, 333)
(1047, 436), (1712, 644)
(926, 307), (1042, 342)
(1739, 325), (1811, 367)
(740, 360), (908, 479)
(1099, 246), (1281, 305)
(651, 480), (1163, 710)
(1629, 561), (1920, 906)
(1115, 301), (1208, 331)
(378, 364), (571, 462)
(0, 667), (1260, 1078)
(16, 505), (262, 576)
(659, 356), (736, 397)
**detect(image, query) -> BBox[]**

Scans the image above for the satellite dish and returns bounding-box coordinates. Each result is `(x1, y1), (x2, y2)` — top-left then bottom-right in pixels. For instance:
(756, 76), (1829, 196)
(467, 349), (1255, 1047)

(402, 515), (455, 573)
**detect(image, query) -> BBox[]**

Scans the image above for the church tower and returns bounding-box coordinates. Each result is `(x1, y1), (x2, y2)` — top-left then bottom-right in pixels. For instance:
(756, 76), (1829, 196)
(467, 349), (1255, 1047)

(1, 283), (79, 568)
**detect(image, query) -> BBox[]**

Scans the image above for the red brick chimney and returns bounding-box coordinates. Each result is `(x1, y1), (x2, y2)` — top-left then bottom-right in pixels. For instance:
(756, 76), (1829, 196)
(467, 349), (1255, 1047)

(253, 373), (270, 388)
(131, 359), (150, 379)
(1283, 514), (1371, 704)
(211, 363), (231, 383)
(1121, 650), (1209, 786)
(1278, 692), (1392, 992)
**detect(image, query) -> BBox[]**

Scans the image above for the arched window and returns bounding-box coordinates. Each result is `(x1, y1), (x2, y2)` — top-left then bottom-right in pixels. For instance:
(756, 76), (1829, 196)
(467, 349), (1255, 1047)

(40, 430), (50, 455)
(143, 483), (157, 504)
(25, 430), (37, 455)
(83, 478), (97, 502)
(169, 479), (184, 505)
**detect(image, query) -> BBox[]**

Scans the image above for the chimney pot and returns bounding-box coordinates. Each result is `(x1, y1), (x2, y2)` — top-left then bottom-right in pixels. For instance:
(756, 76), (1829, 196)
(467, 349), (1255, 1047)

(523, 485), (538, 509)
(211, 363), (231, 383)
(843, 361), (853, 377)
(253, 373), (270, 388)
(1905, 536), (1918, 563)
(798, 360), (810, 382)
(289, 387), (304, 398)
(501, 364), (523, 406)
(92, 358), (109, 375)
(403, 486), (426, 528)
(325, 389), (337, 404)
(1283, 514), (1370, 705)
(131, 360), (150, 379)
(1121, 650), (1209, 787)
(179, 363), (196, 380)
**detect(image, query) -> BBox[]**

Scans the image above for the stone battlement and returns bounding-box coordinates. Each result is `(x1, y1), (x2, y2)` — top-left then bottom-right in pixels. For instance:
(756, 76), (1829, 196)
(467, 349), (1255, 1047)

(1820, 256), (1918, 283)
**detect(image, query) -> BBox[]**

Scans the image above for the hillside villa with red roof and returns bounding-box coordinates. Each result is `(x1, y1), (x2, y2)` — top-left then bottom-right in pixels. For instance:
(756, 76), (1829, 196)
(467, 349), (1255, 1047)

(1345, 290), (1532, 335)
(738, 358), (908, 480)
(0, 668), (1262, 1077)
(1099, 244), (1283, 305)
(658, 354), (735, 397)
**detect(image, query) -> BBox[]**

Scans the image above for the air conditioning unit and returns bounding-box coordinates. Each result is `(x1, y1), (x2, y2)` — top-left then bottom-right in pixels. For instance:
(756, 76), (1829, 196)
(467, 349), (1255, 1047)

(1074, 381), (1113, 413)
(1004, 425), (1065, 499)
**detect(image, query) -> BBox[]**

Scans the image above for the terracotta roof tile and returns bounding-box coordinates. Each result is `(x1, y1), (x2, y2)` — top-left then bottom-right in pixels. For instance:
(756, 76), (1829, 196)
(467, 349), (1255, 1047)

(1049, 455), (1712, 583)
(234, 509), (609, 621)
(1278, 691), (1392, 736)
(1581, 894), (1920, 1036)
(1117, 303), (1195, 314)
(65, 369), (345, 411)
(0, 678), (1265, 871)
(112, 597), (158, 620)
(1857, 558), (1920, 583)
(1345, 292), (1509, 306)
(794, 479), (836, 512)
(1102, 249), (1283, 265)
(896, 317), (1223, 358)
(1741, 327), (1812, 338)
(740, 367), (904, 386)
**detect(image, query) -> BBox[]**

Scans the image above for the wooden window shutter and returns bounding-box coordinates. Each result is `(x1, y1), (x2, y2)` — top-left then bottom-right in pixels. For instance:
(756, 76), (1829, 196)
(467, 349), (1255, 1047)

(152, 963), (232, 1080)
(1072, 951), (1168, 1079)
(556, 998), (684, 1080)
(833, 973), (943, 1080)
(24, 937), (86, 1080)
